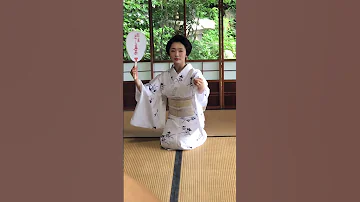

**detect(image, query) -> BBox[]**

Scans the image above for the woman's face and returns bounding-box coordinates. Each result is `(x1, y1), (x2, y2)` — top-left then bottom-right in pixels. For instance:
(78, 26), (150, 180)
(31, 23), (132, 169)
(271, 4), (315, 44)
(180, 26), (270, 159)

(169, 42), (187, 66)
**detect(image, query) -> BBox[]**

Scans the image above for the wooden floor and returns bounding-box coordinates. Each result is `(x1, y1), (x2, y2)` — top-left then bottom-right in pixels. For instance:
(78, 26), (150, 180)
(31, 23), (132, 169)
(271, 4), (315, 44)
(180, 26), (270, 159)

(124, 110), (236, 202)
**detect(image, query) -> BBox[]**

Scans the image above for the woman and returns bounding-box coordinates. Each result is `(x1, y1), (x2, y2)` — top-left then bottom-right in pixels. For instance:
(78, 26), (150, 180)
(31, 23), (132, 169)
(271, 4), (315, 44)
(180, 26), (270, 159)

(130, 34), (210, 150)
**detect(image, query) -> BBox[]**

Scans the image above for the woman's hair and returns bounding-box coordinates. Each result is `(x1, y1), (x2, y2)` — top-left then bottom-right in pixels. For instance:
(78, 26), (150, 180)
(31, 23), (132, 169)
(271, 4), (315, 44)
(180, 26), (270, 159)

(166, 34), (192, 56)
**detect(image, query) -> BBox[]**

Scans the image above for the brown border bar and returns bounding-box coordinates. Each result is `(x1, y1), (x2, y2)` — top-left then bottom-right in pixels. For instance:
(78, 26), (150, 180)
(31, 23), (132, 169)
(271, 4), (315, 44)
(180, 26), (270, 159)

(237, 0), (360, 202)
(1, 0), (124, 201)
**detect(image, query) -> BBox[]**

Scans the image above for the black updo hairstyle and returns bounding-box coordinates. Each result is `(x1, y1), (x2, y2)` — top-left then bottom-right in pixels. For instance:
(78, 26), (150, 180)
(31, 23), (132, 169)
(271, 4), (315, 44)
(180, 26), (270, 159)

(165, 34), (192, 56)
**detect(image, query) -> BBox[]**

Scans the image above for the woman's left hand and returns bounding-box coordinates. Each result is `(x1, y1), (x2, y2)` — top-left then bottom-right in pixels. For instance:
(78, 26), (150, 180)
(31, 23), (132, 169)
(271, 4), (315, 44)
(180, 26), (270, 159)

(194, 78), (205, 92)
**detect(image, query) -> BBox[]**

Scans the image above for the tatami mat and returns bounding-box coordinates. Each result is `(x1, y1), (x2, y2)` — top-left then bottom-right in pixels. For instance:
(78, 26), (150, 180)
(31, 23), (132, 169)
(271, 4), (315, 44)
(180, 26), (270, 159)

(124, 109), (236, 137)
(178, 137), (236, 202)
(124, 138), (175, 202)
(203, 110), (236, 136)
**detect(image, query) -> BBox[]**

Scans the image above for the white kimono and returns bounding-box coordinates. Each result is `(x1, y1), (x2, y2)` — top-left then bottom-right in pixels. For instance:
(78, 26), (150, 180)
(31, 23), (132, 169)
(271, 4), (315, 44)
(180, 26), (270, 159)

(130, 63), (210, 150)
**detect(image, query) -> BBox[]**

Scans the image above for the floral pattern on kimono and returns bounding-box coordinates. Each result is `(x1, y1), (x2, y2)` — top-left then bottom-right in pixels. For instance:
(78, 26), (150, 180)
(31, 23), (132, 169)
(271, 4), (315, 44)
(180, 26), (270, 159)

(130, 63), (210, 150)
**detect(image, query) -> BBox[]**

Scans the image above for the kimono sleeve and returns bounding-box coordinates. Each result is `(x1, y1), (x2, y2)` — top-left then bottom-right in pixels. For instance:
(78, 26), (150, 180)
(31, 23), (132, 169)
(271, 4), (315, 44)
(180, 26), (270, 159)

(130, 74), (167, 129)
(192, 69), (210, 108)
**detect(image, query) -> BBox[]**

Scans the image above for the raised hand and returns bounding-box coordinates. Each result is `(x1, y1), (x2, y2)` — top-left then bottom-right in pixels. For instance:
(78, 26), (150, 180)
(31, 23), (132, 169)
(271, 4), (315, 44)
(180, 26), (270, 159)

(130, 65), (138, 81)
(130, 65), (142, 92)
(194, 77), (205, 92)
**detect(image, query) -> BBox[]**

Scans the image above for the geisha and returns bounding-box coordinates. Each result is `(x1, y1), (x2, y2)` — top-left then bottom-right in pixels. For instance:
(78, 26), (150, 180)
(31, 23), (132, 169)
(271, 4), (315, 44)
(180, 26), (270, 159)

(130, 35), (210, 150)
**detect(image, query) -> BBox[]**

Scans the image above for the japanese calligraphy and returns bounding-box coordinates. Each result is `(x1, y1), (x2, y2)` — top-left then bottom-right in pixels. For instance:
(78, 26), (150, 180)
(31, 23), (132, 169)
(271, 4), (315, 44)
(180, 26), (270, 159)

(133, 42), (138, 55)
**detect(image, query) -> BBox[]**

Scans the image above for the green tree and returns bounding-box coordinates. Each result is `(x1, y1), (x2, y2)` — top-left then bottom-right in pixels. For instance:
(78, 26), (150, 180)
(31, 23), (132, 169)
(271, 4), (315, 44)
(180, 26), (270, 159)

(123, 0), (236, 61)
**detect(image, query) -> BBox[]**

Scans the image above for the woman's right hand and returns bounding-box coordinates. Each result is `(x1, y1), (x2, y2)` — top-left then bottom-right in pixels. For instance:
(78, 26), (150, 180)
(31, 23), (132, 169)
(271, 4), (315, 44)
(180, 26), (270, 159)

(130, 65), (138, 81)
(131, 65), (142, 92)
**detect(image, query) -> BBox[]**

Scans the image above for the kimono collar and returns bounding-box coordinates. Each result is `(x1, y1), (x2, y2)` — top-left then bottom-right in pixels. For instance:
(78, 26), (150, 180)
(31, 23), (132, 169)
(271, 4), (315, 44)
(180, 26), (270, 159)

(170, 63), (193, 80)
